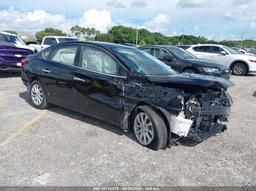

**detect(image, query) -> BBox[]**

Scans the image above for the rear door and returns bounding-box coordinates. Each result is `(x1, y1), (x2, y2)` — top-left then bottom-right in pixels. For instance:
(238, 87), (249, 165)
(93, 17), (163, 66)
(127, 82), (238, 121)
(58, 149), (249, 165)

(192, 46), (214, 60)
(39, 44), (79, 108)
(72, 45), (126, 125)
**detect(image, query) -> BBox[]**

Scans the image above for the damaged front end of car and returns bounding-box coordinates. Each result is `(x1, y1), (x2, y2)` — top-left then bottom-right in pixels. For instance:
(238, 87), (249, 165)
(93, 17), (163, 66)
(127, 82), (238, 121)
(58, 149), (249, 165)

(139, 74), (235, 145)
(170, 90), (233, 144)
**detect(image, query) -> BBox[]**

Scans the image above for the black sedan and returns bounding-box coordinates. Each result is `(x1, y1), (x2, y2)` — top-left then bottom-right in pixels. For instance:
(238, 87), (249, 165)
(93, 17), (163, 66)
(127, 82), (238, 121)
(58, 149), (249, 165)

(139, 45), (231, 79)
(21, 41), (234, 150)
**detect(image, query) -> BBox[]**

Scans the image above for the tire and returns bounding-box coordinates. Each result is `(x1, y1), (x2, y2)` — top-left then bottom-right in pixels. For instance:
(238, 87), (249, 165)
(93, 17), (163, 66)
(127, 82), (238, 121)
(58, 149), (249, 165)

(132, 106), (168, 150)
(29, 80), (48, 109)
(183, 68), (198, 74)
(231, 62), (248, 76)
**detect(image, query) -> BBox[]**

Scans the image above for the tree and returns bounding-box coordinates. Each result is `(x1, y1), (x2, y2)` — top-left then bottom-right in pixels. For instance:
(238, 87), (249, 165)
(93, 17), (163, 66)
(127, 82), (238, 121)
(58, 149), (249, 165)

(71, 25), (83, 38)
(95, 33), (114, 42)
(70, 25), (100, 39)
(4, 30), (18, 35)
(109, 25), (137, 44)
(139, 39), (146, 45)
(35, 28), (66, 41)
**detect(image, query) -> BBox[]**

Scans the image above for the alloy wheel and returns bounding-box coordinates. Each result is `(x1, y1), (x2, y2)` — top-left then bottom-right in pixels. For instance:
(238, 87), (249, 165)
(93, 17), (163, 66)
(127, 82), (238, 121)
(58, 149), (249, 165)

(233, 63), (246, 75)
(31, 84), (44, 106)
(134, 112), (155, 146)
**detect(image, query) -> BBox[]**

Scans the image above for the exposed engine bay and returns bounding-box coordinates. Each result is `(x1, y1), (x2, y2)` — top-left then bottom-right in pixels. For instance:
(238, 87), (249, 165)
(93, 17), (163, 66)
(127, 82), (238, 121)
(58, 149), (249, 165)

(171, 90), (233, 144)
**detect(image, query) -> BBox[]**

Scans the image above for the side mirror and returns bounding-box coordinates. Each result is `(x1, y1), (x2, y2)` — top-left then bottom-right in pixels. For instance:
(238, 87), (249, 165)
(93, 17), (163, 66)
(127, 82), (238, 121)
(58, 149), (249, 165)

(220, 51), (228, 55)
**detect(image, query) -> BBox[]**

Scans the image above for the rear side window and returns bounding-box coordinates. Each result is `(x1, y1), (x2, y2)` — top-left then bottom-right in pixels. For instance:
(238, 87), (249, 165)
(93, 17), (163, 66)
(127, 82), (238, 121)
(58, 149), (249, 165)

(193, 46), (211, 53)
(48, 45), (78, 66)
(79, 46), (120, 75)
(44, 38), (57, 45)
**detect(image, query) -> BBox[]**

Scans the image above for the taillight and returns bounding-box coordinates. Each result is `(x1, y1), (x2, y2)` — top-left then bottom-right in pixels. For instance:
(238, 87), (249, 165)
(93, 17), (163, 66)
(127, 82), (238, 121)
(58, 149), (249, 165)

(20, 59), (28, 68)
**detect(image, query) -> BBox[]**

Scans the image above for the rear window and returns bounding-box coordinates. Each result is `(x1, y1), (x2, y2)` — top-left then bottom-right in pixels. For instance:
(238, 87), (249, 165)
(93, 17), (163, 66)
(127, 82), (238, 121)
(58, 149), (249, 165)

(44, 38), (57, 45)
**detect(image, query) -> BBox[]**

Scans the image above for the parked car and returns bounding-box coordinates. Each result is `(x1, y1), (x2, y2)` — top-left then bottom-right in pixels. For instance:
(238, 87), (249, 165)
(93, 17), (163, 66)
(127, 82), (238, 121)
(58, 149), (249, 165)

(177, 45), (191, 50)
(29, 36), (78, 52)
(21, 41), (234, 150)
(0, 31), (35, 52)
(122, 43), (139, 47)
(0, 32), (34, 72)
(139, 45), (231, 79)
(186, 44), (256, 76)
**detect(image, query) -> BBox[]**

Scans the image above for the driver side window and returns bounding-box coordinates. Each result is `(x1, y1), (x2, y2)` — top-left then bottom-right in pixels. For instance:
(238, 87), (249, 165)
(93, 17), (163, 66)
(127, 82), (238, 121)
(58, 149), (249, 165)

(153, 48), (170, 59)
(79, 46), (121, 75)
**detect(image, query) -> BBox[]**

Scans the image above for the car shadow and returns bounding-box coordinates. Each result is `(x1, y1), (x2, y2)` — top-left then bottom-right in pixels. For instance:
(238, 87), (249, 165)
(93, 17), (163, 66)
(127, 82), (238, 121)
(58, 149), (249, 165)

(19, 91), (134, 140)
(253, 91), (256, 97)
(0, 72), (20, 78)
(247, 73), (256, 77)
(19, 91), (204, 148)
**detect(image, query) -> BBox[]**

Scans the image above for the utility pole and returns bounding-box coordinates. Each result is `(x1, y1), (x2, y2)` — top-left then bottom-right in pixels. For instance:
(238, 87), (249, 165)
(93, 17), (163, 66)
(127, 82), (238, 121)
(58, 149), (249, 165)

(181, 28), (184, 45)
(135, 27), (139, 45)
(240, 32), (244, 48)
(65, 12), (69, 37)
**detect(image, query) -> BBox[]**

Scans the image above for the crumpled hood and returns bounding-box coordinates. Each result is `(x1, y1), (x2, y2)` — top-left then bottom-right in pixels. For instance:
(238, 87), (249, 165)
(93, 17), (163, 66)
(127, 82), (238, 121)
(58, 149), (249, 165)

(183, 58), (228, 70)
(146, 73), (235, 90)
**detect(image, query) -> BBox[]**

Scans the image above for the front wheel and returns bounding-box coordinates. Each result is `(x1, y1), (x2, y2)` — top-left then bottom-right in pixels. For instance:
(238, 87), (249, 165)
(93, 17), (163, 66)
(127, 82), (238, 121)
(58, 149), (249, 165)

(231, 62), (248, 76)
(133, 106), (168, 150)
(29, 80), (49, 109)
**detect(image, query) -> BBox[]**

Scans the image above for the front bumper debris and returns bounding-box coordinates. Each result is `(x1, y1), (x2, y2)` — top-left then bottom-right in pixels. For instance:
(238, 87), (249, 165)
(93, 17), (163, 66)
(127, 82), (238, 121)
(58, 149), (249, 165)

(169, 90), (232, 144)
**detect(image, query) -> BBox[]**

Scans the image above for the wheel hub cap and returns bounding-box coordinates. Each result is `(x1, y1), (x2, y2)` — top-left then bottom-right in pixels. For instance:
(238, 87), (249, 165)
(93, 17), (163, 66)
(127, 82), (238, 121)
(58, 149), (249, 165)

(233, 64), (245, 75)
(31, 84), (43, 106)
(134, 112), (155, 146)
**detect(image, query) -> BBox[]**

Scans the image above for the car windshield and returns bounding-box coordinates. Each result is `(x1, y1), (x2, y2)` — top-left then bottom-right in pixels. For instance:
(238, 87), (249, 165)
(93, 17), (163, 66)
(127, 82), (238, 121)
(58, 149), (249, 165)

(0, 33), (25, 45)
(223, 46), (238, 54)
(114, 47), (176, 76)
(168, 47), (196, 59)
(58, 38), (78, 43)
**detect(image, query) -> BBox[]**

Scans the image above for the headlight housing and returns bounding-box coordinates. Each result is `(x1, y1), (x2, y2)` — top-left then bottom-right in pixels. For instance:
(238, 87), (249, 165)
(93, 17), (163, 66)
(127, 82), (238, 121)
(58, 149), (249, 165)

(203, 67), (220, 73)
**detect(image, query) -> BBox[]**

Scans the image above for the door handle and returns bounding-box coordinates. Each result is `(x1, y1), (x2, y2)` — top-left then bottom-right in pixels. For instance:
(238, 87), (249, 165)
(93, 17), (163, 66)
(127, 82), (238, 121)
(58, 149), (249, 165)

(41, 68), (51, 73)
(73, 77), (87, 83)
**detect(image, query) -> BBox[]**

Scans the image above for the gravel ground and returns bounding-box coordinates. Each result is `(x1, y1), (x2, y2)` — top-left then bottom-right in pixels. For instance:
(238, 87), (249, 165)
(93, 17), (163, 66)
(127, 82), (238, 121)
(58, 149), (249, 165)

(0, 72), (255, 186)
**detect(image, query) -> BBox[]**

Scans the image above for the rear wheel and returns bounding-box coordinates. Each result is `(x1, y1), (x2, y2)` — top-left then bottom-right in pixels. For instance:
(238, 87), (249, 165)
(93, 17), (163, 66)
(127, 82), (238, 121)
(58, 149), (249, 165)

(133, 106), (167, 150)
(231, 62), (248, 76)
(29, 80), (48, 109)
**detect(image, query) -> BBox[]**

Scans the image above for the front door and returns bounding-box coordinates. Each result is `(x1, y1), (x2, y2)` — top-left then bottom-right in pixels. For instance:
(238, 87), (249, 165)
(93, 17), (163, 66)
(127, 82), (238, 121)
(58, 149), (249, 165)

(72, 45), (126, 125)
(153, 48), (181, 71)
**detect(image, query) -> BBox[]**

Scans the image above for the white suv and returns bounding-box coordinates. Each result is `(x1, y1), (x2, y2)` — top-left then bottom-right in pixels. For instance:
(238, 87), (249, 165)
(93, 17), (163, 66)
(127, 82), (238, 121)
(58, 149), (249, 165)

(187, 44), (256, 76)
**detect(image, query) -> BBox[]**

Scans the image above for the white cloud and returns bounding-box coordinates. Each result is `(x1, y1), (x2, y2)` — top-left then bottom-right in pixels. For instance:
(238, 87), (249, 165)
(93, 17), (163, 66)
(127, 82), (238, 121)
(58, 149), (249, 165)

(0, 8), (65, 33)
(106, 0), (126, 8)
(177, 0), (211, 9)
(145, 14), (170, 33)
(131, 0), (147, 8)
(225, 1), (256, 28)
(79, 9), (112, 32)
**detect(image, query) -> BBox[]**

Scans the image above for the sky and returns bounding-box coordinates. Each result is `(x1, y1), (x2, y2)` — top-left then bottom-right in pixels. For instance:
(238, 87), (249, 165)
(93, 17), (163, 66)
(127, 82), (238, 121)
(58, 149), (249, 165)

(0, 0), (255, 41)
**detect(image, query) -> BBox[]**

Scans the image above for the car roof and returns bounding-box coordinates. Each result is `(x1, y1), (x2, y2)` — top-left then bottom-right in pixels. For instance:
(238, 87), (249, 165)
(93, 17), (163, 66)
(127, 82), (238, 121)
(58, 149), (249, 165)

(191, 44), (223, 47)
(0, 31), (17, 36)
(56, 41), (135, 49)
(139, 45), (179, 49)
(44, 36), (77, 39)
